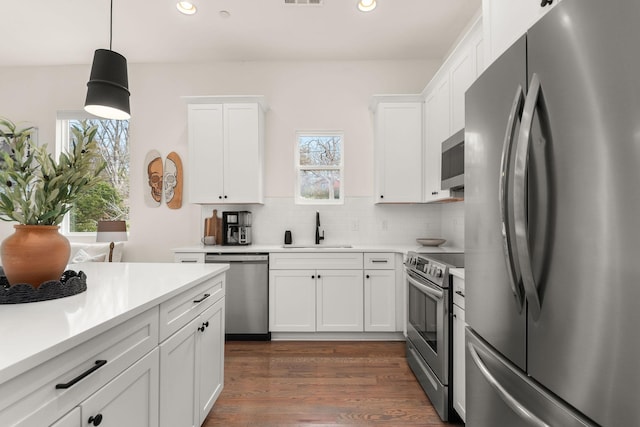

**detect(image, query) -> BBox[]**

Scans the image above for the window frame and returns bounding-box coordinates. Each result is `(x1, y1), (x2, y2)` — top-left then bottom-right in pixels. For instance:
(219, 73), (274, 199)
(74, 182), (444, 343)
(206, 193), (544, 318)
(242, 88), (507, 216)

(56, 111), (130, 237)
(294, 130), (344, 205)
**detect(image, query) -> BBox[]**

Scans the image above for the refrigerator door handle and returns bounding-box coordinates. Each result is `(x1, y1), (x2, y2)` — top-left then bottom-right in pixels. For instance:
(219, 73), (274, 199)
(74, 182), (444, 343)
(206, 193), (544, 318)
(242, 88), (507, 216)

(499, 85), (526, 312)
(513, 73), (543, 321)
(468, 340), (551, 427)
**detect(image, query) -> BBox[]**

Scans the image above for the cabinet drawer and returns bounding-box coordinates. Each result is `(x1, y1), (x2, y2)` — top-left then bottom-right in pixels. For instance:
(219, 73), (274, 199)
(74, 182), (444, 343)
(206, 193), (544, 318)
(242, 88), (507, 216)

(363, 253), (396, 270)
(0, 308), (159, 427)
(159, 275), (225, 342)
(269, 252), (363, 270)
(174, 252), (205, 263)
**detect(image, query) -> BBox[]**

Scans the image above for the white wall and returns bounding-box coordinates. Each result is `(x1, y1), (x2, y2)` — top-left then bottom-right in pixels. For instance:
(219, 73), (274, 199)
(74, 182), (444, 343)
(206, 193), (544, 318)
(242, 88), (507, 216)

(0, 59), (464, 261)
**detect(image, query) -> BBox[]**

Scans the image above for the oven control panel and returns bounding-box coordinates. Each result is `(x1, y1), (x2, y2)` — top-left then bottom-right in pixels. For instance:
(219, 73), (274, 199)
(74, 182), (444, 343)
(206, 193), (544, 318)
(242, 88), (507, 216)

(406, 252), (449, 288)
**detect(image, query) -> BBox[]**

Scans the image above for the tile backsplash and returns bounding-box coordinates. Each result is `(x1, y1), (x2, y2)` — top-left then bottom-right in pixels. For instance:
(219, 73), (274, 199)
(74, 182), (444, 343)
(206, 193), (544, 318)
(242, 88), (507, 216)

(201, 197), (465, 248)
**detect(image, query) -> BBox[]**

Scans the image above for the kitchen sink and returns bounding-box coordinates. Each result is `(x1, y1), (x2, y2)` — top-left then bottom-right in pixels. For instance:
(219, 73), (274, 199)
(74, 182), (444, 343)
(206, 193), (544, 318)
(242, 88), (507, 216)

(281, 244), (353, 249)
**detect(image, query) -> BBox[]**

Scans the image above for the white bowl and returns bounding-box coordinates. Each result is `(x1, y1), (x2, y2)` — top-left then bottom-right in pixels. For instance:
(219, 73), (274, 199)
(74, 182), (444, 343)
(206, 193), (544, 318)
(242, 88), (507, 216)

(416, 238), (446, 247)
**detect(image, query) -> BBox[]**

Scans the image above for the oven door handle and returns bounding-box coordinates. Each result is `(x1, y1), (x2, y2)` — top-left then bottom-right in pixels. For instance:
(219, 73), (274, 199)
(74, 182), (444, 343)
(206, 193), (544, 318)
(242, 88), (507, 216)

(406, 273), (443, 300)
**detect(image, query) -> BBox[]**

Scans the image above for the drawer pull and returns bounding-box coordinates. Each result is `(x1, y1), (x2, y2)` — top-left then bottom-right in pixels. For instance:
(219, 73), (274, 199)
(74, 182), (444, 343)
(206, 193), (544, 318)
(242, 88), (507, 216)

(88, 414), (103, 426)
(55, 360), (107, 389)
(371, 259), (388, 263)
(455, 290), (465, 297)
(193, 293), (211, 303)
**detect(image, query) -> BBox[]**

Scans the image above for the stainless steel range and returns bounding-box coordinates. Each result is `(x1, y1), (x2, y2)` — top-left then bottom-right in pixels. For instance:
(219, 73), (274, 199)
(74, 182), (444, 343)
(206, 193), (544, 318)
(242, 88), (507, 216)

(405, 251), (464, 422)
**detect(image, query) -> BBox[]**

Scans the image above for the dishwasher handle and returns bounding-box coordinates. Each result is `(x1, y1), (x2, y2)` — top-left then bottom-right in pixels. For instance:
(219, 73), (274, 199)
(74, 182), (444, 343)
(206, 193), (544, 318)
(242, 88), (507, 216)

(205, 253), (269, 263)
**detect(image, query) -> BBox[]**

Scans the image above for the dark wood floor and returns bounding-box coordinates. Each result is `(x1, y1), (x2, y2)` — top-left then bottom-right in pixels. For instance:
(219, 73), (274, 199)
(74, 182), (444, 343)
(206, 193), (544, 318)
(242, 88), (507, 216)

(204, 341), (463, 426)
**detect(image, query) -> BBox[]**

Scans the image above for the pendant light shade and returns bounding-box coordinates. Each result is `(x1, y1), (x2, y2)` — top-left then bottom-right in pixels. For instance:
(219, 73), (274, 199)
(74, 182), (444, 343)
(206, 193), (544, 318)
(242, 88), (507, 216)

(85, 49), (130, 120)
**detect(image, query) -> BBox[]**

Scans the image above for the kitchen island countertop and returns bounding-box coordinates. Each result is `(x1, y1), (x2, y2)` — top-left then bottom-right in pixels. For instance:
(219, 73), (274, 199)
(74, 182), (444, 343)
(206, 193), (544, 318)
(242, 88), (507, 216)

(0, 262), (228, 385)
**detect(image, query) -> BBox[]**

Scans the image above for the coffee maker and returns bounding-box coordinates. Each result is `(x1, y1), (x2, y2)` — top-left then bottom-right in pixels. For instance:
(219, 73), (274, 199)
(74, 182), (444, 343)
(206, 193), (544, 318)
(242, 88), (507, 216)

(222, 211), (252, 245)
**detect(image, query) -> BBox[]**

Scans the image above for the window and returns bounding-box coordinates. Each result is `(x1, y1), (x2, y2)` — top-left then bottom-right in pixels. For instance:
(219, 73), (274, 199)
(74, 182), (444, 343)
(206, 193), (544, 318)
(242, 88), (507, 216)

(295, 132), (344, 204)
(56, 113), (130, 233)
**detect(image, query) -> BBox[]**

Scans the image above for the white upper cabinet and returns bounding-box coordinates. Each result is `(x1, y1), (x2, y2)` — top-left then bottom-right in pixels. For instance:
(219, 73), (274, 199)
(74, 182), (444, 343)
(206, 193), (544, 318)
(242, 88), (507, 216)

(371, 97), (423, 203)
(483, 0), (562, 64)
(186, 96), (266, 204)
(422, 16), (483, 203)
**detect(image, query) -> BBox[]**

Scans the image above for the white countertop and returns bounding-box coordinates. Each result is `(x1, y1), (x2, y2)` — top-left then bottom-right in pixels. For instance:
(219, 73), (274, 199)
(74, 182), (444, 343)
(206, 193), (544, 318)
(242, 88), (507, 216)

(173, 243), (464, 255)
(450, 268), (465, 280)
(0, 262), (228, 385)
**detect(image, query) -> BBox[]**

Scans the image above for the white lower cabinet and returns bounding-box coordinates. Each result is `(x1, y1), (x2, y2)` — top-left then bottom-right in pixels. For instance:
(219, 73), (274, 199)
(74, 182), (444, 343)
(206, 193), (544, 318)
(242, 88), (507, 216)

(364, 269), (396, 332)
(50, 349), (159, 427)
(269, 269), (317, 332)
(50, 408), (80, 427)
(269, 252), (400, 334)
(269, 269), (363, 332)
(160, 292), (225, 427)
(316, 270), (364, 332)
(81, 349), (159, 427)
(453, 299), (466, 421)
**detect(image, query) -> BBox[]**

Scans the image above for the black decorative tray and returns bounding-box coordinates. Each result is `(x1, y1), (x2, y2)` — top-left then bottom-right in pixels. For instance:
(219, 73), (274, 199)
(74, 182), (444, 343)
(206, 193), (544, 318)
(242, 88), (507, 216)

(0, 269), (87, 304)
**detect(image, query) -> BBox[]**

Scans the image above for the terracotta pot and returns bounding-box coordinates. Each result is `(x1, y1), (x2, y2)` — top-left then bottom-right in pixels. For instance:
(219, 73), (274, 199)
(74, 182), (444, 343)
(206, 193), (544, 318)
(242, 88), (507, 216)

(1, 225), (70, 287)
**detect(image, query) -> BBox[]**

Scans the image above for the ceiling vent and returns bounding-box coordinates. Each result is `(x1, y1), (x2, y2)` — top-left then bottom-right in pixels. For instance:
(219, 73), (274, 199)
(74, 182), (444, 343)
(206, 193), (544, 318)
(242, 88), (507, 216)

(285, 0), (323, 5)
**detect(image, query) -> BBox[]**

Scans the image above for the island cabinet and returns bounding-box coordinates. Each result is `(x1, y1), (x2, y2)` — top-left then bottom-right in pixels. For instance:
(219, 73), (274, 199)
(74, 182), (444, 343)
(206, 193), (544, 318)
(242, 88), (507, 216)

(0, 263), (227, 427)
(186, 96), (266, 204)
(269, 252), (364, 332)
(159, 275), (225, 427)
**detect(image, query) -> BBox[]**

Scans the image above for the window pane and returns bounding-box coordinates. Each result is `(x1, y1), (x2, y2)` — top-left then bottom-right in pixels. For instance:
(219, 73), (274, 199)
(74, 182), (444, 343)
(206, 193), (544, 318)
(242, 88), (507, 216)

(298, 135), (342, 166)
(299, 169), (341, 201)
(66, 119), (130, 232)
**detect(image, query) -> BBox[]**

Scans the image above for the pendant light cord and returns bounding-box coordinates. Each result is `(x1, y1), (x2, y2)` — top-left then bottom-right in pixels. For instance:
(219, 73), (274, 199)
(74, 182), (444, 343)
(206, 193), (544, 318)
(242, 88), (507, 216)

(109, 0), (113, 50)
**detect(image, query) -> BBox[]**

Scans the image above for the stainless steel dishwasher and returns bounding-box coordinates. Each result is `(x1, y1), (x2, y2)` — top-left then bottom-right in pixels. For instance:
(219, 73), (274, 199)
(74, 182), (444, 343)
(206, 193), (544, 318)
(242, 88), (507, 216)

(205, 253), (270, 340)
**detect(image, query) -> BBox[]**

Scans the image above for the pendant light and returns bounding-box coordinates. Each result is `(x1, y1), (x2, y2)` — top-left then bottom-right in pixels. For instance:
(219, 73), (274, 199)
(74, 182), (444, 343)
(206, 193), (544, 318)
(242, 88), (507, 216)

(84, 0), (131, 120)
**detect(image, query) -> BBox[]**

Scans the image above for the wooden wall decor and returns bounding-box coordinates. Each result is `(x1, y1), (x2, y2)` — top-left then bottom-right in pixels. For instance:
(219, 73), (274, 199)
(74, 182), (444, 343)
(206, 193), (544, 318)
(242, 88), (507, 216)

(144, 150), (162, 207)
(164, 152), (183, 209)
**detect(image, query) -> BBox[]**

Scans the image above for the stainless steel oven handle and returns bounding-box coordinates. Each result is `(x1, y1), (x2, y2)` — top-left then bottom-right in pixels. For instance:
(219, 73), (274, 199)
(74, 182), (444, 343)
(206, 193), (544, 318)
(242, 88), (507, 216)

(468, 341), (550, 427)
(514, 73), (543, 321)
(499, 85), (526, 313)
(406, 273), (443, 300)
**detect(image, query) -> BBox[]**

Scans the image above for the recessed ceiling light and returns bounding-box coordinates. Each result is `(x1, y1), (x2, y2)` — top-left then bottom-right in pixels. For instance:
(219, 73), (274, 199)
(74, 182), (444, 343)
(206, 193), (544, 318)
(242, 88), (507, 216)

(176, 1), (197, 15)
(358, 0), (377, 12)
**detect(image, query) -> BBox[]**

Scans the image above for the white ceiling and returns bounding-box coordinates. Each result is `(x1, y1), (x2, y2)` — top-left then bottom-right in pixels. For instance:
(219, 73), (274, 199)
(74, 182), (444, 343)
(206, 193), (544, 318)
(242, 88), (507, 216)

(1, 0), (481, 67)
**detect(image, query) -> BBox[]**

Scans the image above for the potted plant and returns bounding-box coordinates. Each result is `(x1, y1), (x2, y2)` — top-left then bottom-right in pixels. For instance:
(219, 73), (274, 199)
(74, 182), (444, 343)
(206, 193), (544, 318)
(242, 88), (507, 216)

(0, 118), (105, 287)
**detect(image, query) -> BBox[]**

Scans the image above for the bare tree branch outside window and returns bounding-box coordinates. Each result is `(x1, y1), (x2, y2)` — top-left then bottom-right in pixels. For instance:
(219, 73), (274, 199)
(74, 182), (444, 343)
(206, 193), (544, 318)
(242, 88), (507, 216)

(296, 133), (343, 204)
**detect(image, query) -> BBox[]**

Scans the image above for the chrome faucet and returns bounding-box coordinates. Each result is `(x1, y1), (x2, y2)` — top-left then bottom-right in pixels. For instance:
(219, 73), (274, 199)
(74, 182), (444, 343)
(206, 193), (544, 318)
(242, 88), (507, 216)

(315, 211), (325, 245)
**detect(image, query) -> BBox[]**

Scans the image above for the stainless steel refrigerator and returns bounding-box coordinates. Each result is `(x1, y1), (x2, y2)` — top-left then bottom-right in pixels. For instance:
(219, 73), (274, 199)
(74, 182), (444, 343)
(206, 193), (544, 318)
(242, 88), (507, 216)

(465, 0), (640, 425)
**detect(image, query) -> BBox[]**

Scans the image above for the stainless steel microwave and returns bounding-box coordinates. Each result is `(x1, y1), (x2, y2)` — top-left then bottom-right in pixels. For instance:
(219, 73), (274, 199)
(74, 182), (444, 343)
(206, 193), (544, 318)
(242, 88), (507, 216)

(441, 128), (464, 190)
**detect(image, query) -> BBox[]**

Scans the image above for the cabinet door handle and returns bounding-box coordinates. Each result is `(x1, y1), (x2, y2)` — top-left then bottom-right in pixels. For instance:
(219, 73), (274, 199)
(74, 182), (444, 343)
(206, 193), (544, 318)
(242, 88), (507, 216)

(55, 360), (107, 389)
(218, 195), (223, 199)
(311, 275), (315, 279)
(380, 195), (384, 199)
(455, 290), (465, 297)
(366, 275), (370, 279)
(317, 275), (321, 279)
(193, 293), (211, 303)
(88, 414), (103, 426)
(453, 314), (457, 319)
(198, 325), (205, 332)
(203, 321), (209, 328)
